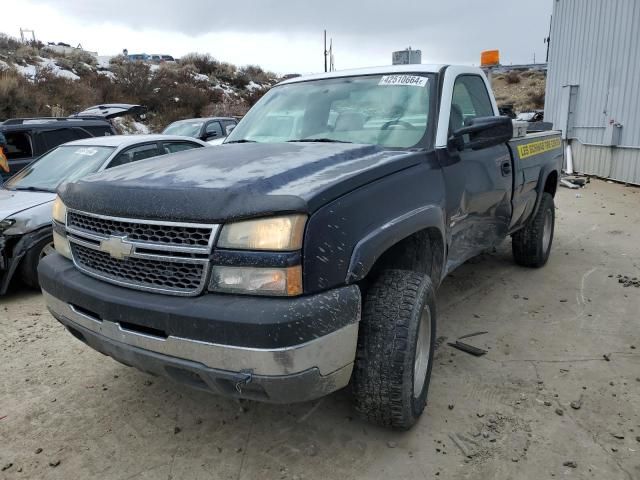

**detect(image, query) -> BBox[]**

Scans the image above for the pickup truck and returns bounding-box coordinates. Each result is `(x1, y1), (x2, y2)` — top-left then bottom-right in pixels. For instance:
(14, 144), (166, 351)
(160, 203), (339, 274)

(39, 65), (563, 430)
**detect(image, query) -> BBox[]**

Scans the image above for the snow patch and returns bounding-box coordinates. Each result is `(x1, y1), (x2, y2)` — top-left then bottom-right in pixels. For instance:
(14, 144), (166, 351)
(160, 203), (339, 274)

(15, 63), (37, 79)
(246, 81), (264, 91)
(97, 70), (116, 80)
(193, 72), (209, 82)
(97, 56), (112, 69)
(38, 57), (81, 80)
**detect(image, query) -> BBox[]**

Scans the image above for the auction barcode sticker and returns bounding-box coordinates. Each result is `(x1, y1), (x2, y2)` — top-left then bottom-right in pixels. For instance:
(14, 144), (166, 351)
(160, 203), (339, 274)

(378, 75), (428, 87)
(75, 147), (98, 156)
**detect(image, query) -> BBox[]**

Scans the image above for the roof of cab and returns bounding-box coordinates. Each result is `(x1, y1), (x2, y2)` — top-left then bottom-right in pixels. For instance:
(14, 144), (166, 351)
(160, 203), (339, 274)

(278, 64), (446, 86)
(61, 135), (208, 148)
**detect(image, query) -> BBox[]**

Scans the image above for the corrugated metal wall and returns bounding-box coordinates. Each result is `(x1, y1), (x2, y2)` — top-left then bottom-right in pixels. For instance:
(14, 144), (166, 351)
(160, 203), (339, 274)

(544, 0), (640, 184)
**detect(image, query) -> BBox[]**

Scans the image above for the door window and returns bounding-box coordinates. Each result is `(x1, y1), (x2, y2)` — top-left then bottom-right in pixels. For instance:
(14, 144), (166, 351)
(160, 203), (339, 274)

(3, 132), (33, 159)
(108, 143), (160, 168)
(205, 121), (223, 137)
(221, 120), (236, 135)
(40, 128), (91, 150)
(450, 75), (494, 132)
(162, 141), (204, 154)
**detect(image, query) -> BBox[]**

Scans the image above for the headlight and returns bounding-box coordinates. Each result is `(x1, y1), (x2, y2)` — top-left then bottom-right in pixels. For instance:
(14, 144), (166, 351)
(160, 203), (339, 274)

(0, 219), (16, 233)
(52, 196), (67, 224)
(209, 265), (302, 296)
(217, 215), (306, 251)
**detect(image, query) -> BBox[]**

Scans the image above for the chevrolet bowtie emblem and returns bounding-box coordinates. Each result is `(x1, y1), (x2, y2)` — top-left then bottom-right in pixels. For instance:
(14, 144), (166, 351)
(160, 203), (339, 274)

(99, 236), (133, 260)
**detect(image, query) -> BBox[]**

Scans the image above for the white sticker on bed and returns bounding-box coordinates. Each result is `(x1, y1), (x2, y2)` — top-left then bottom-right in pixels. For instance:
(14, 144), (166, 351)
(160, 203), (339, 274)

(378, 75), (428, 87)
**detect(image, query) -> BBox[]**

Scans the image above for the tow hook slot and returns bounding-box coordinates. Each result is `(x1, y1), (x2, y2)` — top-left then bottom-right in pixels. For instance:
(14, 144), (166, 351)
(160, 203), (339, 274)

(234, 370), (253, 394)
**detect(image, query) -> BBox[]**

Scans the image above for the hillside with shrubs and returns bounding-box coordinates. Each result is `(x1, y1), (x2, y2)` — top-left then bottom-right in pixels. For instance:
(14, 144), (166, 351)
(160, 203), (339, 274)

(0, 33), (285, 132)
(491, 69), (546, 113)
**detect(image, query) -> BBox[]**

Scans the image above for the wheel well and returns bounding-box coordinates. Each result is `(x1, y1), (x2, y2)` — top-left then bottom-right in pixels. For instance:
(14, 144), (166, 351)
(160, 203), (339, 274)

(370, 228), (444, 282)
(544, 171), (558, 197)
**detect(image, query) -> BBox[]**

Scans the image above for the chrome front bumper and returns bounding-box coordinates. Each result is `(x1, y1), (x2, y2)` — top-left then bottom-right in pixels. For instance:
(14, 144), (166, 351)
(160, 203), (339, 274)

(43, 290), (358, 402)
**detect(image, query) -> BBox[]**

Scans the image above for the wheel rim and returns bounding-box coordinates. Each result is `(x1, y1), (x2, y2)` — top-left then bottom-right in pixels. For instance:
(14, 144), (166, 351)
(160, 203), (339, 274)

(542, 209), (553, 254)
(39, 242), (55, 260)
(413, 307), (431, 398)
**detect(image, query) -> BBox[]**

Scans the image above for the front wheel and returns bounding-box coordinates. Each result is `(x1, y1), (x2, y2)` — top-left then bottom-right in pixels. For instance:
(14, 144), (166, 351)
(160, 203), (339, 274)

(512, 192), (555, 268)
(352, 269), (437, 430)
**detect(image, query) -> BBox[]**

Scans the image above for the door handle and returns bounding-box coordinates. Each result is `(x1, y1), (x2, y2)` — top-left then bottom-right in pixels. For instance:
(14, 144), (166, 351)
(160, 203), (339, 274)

(501, 161), (511, 176)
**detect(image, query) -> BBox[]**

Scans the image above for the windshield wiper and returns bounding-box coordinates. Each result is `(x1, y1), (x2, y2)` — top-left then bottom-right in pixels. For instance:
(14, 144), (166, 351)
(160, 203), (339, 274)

(10, 186), (55, 193)
(225, 139), (257, 144)
(288, 138), (353, 143)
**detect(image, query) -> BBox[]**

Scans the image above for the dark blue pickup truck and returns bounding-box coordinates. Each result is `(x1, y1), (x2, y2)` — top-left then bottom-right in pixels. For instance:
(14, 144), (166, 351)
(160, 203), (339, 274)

(39, 65), (562, 429)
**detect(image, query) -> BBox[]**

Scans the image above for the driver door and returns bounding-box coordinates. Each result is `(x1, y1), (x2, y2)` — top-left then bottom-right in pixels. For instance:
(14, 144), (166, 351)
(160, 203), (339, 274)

(441, 74), (513, 271)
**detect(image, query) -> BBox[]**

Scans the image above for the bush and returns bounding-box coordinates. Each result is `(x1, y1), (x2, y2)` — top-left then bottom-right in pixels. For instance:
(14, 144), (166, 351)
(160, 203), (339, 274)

(0, 36), (278, 130)
(0, 34), (21, 54)
(527, 91), (545, 108)
(505, 71), (521, 84)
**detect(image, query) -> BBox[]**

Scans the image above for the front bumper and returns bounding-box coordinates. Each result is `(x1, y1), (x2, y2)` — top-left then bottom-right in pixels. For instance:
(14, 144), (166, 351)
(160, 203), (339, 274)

(40, 254), (361, 403)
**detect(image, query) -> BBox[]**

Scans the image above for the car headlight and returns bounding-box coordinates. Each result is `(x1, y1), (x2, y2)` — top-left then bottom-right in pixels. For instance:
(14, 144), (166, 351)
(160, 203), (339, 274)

(209, 265), (302, 296)
(0, 219), (16, 233)
(217, 215), (306, 251)
(52, 196), (67, 224)
(51, 197), (72, 259)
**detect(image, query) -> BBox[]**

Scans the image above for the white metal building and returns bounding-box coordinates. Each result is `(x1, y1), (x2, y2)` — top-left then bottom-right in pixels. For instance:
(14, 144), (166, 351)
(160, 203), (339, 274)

(544, 0), (640, 184)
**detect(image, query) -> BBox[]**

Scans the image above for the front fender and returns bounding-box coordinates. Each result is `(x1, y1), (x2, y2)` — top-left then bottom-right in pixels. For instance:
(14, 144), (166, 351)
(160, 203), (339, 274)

(346, 205), (445, 283)
(0, 226), (52, 295)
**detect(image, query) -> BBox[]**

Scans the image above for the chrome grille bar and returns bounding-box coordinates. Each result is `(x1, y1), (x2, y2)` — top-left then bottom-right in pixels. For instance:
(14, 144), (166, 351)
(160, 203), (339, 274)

(66, 209), (219, 296)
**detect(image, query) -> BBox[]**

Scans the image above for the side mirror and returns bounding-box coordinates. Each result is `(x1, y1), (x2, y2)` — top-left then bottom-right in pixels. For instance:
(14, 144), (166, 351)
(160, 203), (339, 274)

(203, 132), (218, 141)
(449, 116), (513, 151)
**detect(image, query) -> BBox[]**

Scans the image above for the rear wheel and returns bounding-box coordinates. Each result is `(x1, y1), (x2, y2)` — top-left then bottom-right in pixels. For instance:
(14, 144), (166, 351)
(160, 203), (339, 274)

(512, 192), (555, 267)
(19, 236), (54, 289)
(352, 269), (436, 430)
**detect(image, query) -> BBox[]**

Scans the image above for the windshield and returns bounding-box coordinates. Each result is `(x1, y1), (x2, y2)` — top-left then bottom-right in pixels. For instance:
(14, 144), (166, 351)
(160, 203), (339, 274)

(226, 73), (434, 148)
(162, 121), (203, 137)
(4, 145), (115, 192)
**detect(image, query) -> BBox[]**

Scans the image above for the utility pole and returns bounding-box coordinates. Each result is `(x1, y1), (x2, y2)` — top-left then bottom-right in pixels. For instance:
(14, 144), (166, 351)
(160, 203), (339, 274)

(544, 15), (552, 62)
(324, 30), (328, 73)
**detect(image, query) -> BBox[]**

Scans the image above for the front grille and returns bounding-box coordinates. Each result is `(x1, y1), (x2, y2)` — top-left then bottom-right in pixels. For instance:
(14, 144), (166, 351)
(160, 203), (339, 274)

(67, 211), (213, 248)
(66, 210), (218, 296)
(71, 243), (206, 294)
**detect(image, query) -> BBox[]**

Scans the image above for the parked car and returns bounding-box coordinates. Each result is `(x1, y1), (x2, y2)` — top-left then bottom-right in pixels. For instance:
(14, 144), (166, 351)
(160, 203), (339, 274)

(0, 117), (117, 181)
(162, 117), (237, 143)
(71, 104), (147, 120)
(0, 135), (207, 294)
(516, 110), (544, 122)
(41, 65), (562, 429)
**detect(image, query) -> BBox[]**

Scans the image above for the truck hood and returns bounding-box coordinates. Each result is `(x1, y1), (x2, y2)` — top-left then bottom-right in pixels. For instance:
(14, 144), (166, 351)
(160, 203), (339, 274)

(59, 143), (422, 223)
(0, 189), (56, 222)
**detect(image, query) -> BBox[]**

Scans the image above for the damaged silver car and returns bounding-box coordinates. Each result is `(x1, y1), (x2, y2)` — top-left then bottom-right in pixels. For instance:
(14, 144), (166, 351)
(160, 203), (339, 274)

(0, 134), (207, 294)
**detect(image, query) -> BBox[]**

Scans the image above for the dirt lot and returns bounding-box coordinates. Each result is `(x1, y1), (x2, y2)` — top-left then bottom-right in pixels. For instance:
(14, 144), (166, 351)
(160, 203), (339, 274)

(1, 179), (639, 480)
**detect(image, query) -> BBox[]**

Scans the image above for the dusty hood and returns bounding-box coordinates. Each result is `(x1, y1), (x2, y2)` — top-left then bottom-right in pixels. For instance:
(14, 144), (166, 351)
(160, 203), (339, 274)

(0, 189), (56, 221)
(59, 142), (422, 223)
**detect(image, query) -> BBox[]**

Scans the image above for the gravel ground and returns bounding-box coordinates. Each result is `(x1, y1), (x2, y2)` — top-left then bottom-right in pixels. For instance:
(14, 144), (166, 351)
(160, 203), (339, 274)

(1, 179), (639, 480)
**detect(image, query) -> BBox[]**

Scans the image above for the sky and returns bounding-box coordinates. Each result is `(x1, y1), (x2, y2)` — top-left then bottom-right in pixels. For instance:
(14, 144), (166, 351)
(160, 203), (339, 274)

(4, 0), (553, 75)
